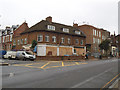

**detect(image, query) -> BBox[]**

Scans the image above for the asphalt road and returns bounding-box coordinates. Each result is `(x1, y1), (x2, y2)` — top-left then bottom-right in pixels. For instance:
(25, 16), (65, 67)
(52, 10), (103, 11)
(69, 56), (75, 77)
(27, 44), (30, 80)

(1, 58), (120, 89)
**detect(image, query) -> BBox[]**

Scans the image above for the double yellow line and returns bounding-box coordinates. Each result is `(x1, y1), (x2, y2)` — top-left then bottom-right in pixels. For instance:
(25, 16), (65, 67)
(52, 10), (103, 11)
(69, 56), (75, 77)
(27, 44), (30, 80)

(101, 73), (120, 90)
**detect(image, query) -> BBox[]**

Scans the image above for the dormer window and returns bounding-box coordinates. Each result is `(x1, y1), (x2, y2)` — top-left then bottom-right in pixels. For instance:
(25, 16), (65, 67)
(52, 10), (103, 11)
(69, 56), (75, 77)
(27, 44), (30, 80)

(75, 31), (81, 35)
(47, 25), (55, 30)
(63, 28), (69, 33)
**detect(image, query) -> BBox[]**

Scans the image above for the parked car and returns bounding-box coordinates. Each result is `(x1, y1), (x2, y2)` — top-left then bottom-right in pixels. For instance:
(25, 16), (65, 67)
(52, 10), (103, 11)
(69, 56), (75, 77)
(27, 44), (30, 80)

(3, 51), (17, 59)
(16, 51), (36, 61)
(0, 50), (7, 58)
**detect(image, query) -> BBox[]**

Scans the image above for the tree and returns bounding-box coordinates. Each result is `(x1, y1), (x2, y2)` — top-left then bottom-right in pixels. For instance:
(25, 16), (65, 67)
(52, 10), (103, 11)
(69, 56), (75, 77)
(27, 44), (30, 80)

(31, 40), (37, 49)
(99, 39), (110, 56)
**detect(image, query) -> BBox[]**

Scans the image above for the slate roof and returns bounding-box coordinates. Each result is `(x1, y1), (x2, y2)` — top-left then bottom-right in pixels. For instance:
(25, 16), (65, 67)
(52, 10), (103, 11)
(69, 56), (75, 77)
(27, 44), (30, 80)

(21, 20), (86, 37)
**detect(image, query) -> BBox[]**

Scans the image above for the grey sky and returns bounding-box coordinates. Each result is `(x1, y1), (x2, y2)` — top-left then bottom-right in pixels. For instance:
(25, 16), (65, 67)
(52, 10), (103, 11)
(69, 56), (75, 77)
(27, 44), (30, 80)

(0, 0), (119, 34)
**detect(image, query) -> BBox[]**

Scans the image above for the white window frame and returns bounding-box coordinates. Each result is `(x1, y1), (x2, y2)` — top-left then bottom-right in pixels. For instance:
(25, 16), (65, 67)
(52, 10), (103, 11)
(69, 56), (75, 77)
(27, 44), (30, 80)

(68, 38), (70, 44)
(47, 25), (55, 30)
(93, 37), (95, 43)
(3, 36), (5, 43)
(24, 38), (27, 44)
(99, 32), (101, 37)
(52, 36), (56, 43)
(37, 35), (43, 42)
(63, 28), (69, 33)
(10, 35), (12, 41)
(61, 37), (64, 43)
(45, 35), (49, 42)
(75, 31), (81, 35)
(18, 40), (20, 45)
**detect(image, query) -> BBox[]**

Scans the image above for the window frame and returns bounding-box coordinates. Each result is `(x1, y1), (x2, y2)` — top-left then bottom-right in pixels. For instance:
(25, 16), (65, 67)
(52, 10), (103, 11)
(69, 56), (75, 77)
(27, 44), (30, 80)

(63, 28), (69, 33)
(68, 38), (70, 44)
(75, 39), (79, 44)
(17, 40), (20, 45)
(47, 25), (55, 31)
(24, 38), (27, 44)
(52, 36), (56, 43)
(45, 35), (49, 42)
(81, 40), (83, 45)
(37, 35), (43, 42)
(61, 37), (64, 44)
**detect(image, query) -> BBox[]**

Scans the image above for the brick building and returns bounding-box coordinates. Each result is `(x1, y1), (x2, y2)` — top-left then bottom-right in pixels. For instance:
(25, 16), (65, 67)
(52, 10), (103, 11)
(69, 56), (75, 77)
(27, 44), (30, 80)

(0, 30), (2, 50)
(78, 24), (110, 56)
(1, 25), (19, 51)
(12, 22), (29, 50)
(14, 16), (86, 56)
(110, 34), (120, 56)
(116, 34), (120, 56)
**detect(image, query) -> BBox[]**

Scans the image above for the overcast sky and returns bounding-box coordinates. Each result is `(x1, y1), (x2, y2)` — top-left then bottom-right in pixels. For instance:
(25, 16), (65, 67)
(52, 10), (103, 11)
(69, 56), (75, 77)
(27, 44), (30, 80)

(0, 0), (119, 34)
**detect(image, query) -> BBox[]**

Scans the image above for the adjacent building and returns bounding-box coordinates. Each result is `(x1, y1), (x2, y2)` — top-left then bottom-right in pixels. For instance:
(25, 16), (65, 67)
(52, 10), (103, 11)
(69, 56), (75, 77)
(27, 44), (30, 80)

(14, 16), (86, 56)
(78, 24), (110, 56)
(12, 22), (29, 50)
(0, 29), (3, 50)
(1, 25), (19, 51)
(110, 33), (120, 57)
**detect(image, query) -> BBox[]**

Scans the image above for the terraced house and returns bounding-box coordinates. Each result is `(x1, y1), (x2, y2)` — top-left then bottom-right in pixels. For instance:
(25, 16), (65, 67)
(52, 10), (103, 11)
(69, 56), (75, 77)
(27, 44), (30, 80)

(1, 25), (19, 51)
(14, 16), (86, 57)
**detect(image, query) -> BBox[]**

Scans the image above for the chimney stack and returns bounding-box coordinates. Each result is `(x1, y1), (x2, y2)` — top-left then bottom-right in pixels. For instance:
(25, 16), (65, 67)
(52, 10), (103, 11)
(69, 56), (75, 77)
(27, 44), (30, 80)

(73, 23), (78, 28)
(46, 16), (52, 22)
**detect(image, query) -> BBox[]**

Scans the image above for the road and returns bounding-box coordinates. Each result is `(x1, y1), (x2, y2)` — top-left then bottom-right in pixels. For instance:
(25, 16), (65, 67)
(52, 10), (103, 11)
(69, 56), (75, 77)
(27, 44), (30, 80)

(1, 58), (120, 89)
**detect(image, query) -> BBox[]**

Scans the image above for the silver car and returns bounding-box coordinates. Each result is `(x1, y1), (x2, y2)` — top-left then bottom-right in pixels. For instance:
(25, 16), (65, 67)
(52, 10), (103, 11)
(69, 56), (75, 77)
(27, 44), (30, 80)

(16, 51), (36, 61)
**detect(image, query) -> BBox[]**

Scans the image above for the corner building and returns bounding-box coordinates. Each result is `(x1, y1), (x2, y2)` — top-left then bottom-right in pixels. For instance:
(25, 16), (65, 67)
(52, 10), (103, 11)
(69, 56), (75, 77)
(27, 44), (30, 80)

(19, 16), (86, 56)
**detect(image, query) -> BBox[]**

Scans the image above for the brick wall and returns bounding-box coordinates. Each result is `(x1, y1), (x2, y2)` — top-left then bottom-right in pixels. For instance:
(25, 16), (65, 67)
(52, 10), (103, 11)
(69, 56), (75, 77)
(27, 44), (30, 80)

(36, 56), (94, 61)
(79, 25), (110, 54)
(59, 47), (73, 56)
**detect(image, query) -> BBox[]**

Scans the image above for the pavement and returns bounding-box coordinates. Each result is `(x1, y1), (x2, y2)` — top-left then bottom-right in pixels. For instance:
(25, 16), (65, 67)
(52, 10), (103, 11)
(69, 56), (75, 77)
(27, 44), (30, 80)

(109, 78), (120, 89)
(1, 58), (119, 89)
(0, 59), (9, 66)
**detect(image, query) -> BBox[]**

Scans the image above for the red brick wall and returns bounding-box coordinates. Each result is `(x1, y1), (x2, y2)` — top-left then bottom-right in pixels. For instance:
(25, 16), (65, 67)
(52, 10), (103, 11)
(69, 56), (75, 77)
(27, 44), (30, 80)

(36, 56), (94, 61)
(13, 22), (29, 37)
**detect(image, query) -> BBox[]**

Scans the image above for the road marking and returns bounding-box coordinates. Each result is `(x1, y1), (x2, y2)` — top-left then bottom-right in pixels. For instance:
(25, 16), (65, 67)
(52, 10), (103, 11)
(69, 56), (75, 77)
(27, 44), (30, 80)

(13, 61), (88, 69)
(62, 61), (64, 66)
(101, 73), (120, 90)
(71, 68), (112, 88)
(80, 63), (88, 64)
(41, 62), (50, 69)
(75, 62), (79, 65)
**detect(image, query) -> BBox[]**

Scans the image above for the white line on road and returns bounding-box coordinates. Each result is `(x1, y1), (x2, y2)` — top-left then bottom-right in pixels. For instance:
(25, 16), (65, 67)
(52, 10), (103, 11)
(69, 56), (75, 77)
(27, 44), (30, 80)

(71, 68), (113, 88)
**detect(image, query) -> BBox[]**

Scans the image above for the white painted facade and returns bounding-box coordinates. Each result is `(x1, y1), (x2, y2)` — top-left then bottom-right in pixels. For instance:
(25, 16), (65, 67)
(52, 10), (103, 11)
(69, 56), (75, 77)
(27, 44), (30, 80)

(37, 45), (46, 56)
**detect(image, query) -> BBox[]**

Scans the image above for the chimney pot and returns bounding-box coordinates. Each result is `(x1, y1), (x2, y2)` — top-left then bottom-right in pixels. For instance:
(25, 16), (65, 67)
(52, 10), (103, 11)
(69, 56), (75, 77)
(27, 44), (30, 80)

(46, 16), (52, 22)
(73, 23), (78, 27)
